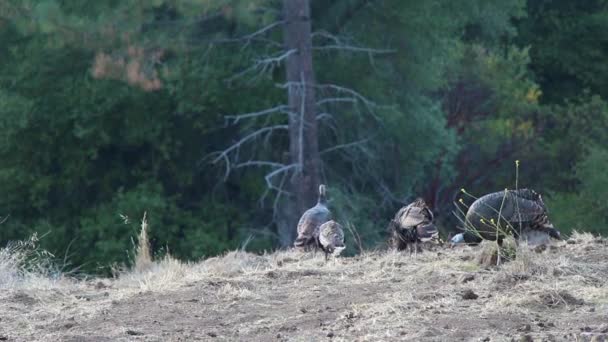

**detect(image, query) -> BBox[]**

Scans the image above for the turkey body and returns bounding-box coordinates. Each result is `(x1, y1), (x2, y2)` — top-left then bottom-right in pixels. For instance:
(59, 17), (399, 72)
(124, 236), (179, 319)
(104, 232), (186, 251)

(455, 189), (561, 245)
(389, 198), (437, 253)
(318, 220), (345, 260)
(294, 184), (331, 250)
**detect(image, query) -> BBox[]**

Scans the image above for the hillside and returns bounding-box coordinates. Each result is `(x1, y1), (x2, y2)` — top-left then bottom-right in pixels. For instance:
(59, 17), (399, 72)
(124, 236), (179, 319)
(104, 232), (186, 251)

(1, 233), (607, 342)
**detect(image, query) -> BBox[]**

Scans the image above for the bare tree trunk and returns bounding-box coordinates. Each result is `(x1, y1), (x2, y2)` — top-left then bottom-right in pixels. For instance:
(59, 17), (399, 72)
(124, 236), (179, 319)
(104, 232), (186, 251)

(277, 0), (321, 247)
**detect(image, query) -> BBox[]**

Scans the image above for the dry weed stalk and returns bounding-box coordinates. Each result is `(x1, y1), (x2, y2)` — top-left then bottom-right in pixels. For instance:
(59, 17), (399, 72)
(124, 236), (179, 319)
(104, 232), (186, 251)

(134, 212), (153, 272)
(344, 222), (363, 254)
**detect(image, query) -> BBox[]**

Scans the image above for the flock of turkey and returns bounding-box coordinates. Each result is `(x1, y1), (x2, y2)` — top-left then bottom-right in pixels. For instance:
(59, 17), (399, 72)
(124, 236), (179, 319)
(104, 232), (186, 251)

(293, 184), (563, 260)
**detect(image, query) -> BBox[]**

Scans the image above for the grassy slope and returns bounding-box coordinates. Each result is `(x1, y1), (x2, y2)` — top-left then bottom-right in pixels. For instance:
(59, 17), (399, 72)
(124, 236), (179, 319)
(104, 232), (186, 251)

(1, 233), (608, 341)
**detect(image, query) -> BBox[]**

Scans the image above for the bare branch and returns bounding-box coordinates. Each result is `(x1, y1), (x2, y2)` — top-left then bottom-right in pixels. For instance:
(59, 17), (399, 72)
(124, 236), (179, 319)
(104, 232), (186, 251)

(213, 125), (289, 163)
(271, 170), (289, 215)
(257, 163), (297, 217)
(231, 161), (295, 211)
(211, 125), (289, 180)
(217, 153), (231, 181)
(278, 81), (393, 122)
(316, 97), (356, 106)
(259, 49), (297, 69)
(225, 105), (289, 125)
(318, 83), (379, 109)
(316, 112), (338, 136)
(214, 21), (285, 47)
(212, 158), (295, 212)
(313, 45), (396, 54)
(243, 21), (285, 42)
(320, 138), (372, 155)
(280, 82), (382, 108)
(213, 125), (288, 163)
(264, 163), (299, 197)
(311, 30), (396, 55)
(311, 30), (346, 46)
(316, 112), (335, 121)
(265, 164), (298, 186)
(235, 161), (285, 169)
(227, 49), (297, 83)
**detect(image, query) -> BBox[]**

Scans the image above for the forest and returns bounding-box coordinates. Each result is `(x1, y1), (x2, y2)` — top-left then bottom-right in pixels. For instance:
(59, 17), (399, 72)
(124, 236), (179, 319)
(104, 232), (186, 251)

(0, 0), (607, 274)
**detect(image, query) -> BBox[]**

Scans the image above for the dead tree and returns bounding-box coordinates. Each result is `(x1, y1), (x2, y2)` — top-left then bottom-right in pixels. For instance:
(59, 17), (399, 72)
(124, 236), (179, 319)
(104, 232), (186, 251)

(280, 0), (321, 246)
(211, 1), (394, 247)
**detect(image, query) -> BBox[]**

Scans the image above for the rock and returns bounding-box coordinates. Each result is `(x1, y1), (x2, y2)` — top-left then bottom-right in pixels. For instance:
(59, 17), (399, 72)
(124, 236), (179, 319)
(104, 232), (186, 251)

(327, 331), (335, 338)
(461, 289), (479, 300)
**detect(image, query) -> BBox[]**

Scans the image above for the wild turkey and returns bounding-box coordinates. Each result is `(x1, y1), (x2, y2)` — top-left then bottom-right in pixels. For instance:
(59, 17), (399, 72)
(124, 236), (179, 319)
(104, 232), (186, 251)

(318, 220), (345, 261)
(451, 189), (561, 246)
(294, 184), (331, 250)
(389, 198), (437, 254)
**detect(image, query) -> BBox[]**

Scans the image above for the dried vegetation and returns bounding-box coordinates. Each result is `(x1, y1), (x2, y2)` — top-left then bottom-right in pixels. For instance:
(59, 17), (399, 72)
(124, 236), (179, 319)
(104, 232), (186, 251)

(1, 232), (607, 341)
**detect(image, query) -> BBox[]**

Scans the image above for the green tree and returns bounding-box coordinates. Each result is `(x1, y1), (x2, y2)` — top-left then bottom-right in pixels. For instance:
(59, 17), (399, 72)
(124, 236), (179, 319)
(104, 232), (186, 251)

(516, 0), (608, 102)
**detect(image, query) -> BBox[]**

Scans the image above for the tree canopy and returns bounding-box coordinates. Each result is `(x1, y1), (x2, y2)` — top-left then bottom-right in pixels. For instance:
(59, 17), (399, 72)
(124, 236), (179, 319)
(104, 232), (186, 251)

(0, 0), (607, 273)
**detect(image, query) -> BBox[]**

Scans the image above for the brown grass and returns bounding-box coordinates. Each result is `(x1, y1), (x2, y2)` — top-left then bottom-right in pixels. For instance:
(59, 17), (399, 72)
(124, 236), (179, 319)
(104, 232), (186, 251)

(134, 212), (152, 272)
(1, 231), (607, 341)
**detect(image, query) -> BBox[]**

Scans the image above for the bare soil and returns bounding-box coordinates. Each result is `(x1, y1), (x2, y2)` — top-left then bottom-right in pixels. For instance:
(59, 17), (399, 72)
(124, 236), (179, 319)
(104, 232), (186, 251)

(1, 233), (608, 341)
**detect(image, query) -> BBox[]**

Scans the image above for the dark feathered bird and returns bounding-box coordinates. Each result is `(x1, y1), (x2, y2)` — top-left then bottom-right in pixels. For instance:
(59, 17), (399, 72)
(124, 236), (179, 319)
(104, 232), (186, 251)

(389, 198), (437, 254)
(318, 220), (345, 261)
(294, 184), (331, 250)
(451, 189), (561, 246)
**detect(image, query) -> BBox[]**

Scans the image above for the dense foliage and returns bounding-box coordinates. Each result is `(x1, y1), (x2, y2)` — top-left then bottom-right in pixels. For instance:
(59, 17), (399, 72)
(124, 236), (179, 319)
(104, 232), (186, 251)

(0, 0), (607, 273)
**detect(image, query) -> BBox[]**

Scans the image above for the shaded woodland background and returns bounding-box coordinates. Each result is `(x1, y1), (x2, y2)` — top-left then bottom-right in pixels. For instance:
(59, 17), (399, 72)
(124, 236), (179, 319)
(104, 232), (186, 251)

(0, 0), (607, 274)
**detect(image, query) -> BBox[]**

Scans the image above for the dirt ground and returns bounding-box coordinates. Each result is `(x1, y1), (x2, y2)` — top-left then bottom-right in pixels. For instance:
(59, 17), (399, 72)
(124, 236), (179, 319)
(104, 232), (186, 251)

(1, 232), (608, 342)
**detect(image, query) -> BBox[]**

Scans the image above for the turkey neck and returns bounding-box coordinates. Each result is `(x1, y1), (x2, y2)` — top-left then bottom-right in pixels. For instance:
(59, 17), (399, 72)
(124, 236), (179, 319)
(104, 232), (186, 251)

(317, 193), (327, 206)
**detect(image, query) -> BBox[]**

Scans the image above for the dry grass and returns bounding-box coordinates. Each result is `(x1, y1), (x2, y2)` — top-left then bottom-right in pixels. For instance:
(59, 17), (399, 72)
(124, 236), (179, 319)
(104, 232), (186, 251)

(134, 211), (152, 272)
(1, 231), (607, 341)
